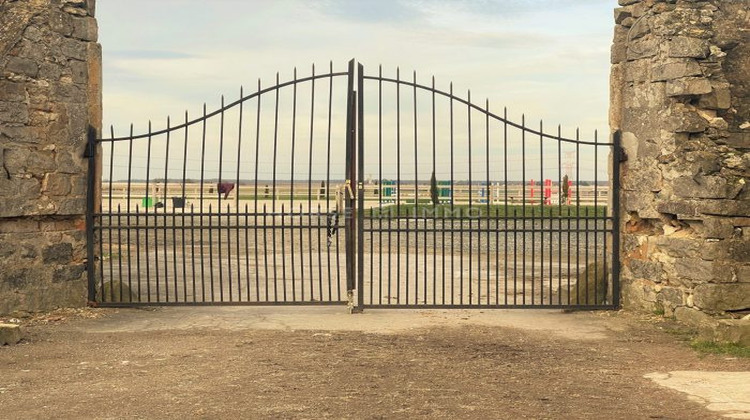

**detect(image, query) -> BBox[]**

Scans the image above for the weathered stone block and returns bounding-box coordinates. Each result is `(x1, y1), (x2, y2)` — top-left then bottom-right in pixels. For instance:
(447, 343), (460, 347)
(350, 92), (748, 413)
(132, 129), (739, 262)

(669, 108), (708, 133)
(624, 59), (651, 83)
(622, 278), (659, 312)
(673, 175), (729, 199)
(666, 77), (712, 97)
(702, 217), (736, 239)
(60, 37), (87, 61)
(693, 283), (750, 313)
(699, 200), (750, 217)
(0, 81), (27, 102)
(0, 101), (30, 125)
(623, 164), (662, 192)
(611, 28), (628, 64)
(614, 7), (632, 24)
(57, 198), (86, 215)
(627, 259), (662, 281)
(623, 191), (659, 219)
(657, 286), (685, 308)
(668, 36), (710, 58)
(724, 133), (750, 151)
(712, 319), (750, 347)
(43, 173), (72, 196)
(0, 324), (23, 345)
(674, 306), (716, 329)
(674, 258), (713, 284)
(700, 239), (750, 262)
(651, 59), (703, 82)
(49, 10), (74, 36)
(71, 16), (98, 42)
(698, 83), (731, 109)
(43, 242), (73, 264)
(6, 56), (39, 78)
(53, 264), (85, 283)
(627, 35), (659, 60)
(656, 201), (701, 219)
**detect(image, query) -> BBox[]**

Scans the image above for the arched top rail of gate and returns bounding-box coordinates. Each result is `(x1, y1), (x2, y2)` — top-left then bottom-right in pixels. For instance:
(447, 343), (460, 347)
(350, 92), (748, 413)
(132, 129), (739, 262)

(99, 62), (350, 142)
(360, 65), (611, 146)
(98, 59), (611, 147)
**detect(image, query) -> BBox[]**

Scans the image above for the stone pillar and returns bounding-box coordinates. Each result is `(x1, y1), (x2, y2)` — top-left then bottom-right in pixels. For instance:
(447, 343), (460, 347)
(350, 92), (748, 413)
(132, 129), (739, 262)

(611, 0), (749, 343)
(0, 0), (101, 315)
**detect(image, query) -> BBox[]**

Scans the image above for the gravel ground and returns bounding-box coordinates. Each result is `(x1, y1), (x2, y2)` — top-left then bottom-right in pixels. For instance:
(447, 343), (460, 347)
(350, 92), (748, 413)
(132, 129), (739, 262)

(1, 308), (748, 419)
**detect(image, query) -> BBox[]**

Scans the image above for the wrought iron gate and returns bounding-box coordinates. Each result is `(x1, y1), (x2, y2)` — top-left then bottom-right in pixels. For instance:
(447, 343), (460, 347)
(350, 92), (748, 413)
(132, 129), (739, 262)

(87, 59), (620, 309)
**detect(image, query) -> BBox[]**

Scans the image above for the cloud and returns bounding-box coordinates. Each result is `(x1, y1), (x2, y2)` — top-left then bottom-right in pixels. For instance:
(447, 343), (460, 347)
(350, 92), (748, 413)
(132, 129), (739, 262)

(108, 50), (197, 60)
(311, 0), (423, 23)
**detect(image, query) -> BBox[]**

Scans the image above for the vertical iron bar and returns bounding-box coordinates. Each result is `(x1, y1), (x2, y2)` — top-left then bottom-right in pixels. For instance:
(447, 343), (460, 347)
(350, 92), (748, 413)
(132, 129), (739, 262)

(263, 204), (269, 301)
(281, 203), (287, 301)
(163, 117), (171, 302)
(190, 204), (196, 302)
(539, 120), (544, 305)
(326, 62), (334, 300)
(449, 82), (454, 305)
(126, 125), (134, 300)
(513, 207), (518, 305)
(254, 79), (261, 298)
(245, 204), (250, 301)
(344, 59), (356, 295)
(378, 65), (384, 305)
(396, 67), (401, 304)
(85, 128), (97, 303)
(467, 90), (472, 305)
(432, 76), (437, 305)
(612, 130), (622, 307)
(521, 115), (526, 305)
(357, 62), (365, 309)
(218, 96), (226, 302)
(272, 74), (280, 302)
(145, 121), (153, 303)
(558, 125), (563, 305)
(307, 64), (316, 301)
(208, 203), (214, 302)
(135, 204), (142, 302)
(485, 99), (490, 305)
(182, 111), (189, 302)
(576, 128), (581, 304)
(412, 71), (418, 305)
(594, 130), (599, 304)
(317, 203), (323, 302)
(503, 109), (508, 305)
(199, 104), (207, 302)
(236, 87), (244, 301)
(116, 205), (123, 300)
(290, 69), (297, 301)
(106, 128), (114, 300)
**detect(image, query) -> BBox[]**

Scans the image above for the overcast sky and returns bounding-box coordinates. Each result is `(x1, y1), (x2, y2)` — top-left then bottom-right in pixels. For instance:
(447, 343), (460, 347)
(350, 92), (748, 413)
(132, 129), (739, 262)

(96, 0), (615, 183)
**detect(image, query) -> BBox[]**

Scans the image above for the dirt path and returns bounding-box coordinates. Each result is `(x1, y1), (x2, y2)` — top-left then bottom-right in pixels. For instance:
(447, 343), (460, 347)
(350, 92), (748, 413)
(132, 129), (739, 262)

(1, 308), (748, 419)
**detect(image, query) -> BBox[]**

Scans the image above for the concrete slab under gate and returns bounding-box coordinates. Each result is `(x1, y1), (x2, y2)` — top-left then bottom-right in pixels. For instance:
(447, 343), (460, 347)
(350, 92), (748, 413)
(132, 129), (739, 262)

(76, 307), (618, 340)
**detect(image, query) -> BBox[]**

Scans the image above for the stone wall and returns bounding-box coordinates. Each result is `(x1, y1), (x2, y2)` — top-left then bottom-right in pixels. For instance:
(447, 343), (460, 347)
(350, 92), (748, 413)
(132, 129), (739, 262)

(0, 0), (100, 315)
(611, 0), (749, 343)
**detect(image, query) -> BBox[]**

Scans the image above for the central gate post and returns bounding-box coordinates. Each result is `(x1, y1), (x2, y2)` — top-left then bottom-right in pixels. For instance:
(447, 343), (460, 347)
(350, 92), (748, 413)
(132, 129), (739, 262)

(344, 59), (360, 313)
